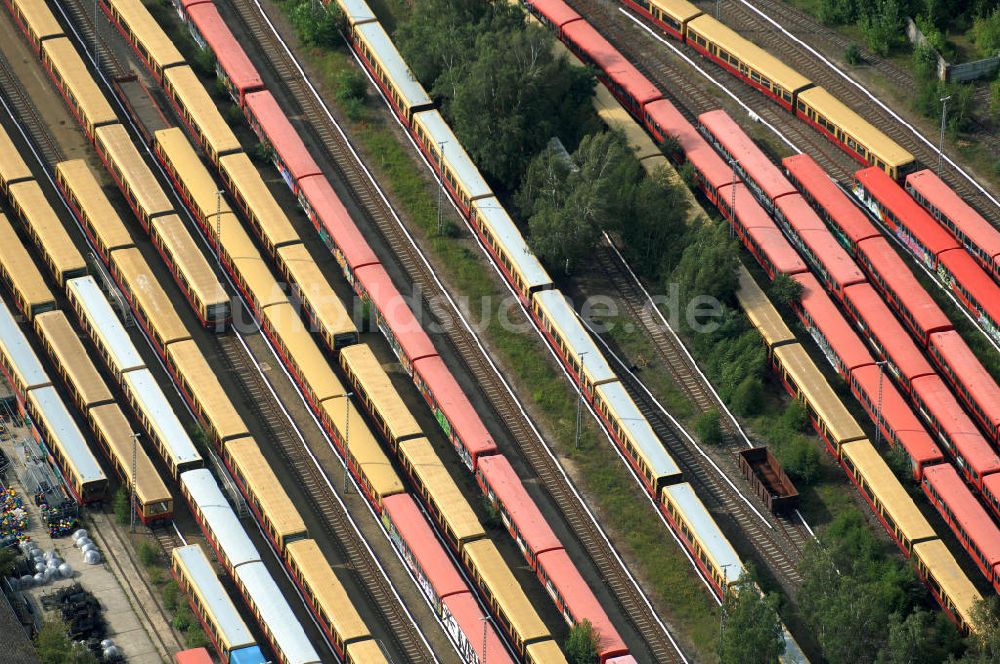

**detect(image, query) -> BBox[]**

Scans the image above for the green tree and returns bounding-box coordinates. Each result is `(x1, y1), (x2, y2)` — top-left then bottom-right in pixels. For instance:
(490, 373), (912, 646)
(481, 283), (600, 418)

(859, 0), (904, 56)
(972, 7), (1000, 57)
(959, 596), (1000, 662)
(876, 609), (956, 664)
(769, 273), (803, 308)
(818, 0), (858, 25)
(781, 400), (809, 433)
(696, 409), (723, 445)
(565, 620), (599, 664)
(618, 167), (690, 280)
(138, 539), (159, 568)
(780, 437), (821, 485)
(990, 77), (1000, 122)
(844, 42), (862, 64)
(113, 487), (130, 526)
(717, 571), (785, 664)
(731, 375), (764, 416)
(287, 0), (342, 48)
(35, 620), (98, 664)
(912, 43), (939, 82)
(162, 580), (180, 612)
(670, 220), (740, 311)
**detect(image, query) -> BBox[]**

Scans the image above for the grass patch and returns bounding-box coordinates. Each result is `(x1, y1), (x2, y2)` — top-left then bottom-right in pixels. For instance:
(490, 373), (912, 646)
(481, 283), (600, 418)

(295, 39), (720, 658)
(131, 535), (209, 649)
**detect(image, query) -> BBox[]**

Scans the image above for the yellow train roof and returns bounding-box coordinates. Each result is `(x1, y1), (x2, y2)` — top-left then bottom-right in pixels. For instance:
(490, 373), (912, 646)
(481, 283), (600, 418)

(339, 344), (422, 443)
(225, 437), (306, 540)
(42, 38), (117, 129)
(688, 15), (811, 94)
(112, 248), (190, 346)
(167, 339), (248, 441)
(650, 0), (704, 23)
(0, 124), (32, 187)
(264, 302), (346, 403)
(55, 160), (134, 252)
(399, 437), (484, 545)
(736, 265), (795, 347)
(90, 403), (172, 506)
(797, 87), (914, 169)
(12, 0), (64, 43)
(0, 213), (54, 312)
(219, 153), (300, 250)
(9, 181), (85, 279)
(154, 127), (232, 220)
(913, 539), (982, 633)
(94, 124), (173, 218)
(285, 540), (371, 643)
(163, 67), (241, 158)
(276, 244), (356, 339)
(104, 0), (184, 71)
(35, 311), (111, 408)
(321, 396), (404, 500)
(150, 215), (228, 308)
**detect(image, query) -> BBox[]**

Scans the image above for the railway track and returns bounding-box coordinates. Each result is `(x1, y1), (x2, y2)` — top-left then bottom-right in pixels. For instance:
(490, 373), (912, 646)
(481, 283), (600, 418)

(595, 246), (810, 593)
(225, 1), (685, 661)
(569, 0), (858, 181)
(706, 0), (1000, 220)
(0, 54), (63, 165)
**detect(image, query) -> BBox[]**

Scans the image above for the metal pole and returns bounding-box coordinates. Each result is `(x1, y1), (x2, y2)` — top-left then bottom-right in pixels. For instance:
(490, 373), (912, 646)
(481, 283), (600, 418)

(130, 433), (140, 533)
(480, 616), (491, 664)
(343, 393), (353, 493)
(875, 361), (887, 447)
(716, 0), (721, 19)
(937, 96), (951, 173)
(575, 352), (587, 450)
(215, 190), (224, 260)
(436, 141), (447, 235)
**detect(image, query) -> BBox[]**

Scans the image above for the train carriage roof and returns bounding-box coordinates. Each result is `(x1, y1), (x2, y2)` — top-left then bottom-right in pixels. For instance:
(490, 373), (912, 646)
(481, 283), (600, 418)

(66, 276), (146, 376)
(771, 344), (867, 444)
(234, 561), (321, 664)
(412, 110), (492, 202)
(172, 545), (257, 652)
(840, 440), (936, 544)
(774, 192), (828, 233)
(41, 38), (117, 129)
(595, 382), (682, 481)
(29, 386), (105, 485)
(661, 482), (743, 585)
(339, 344), (422, 442)
(244, 92), (321, 183)
(911, 375), (1000, 477)
(562, 21), (662, 107)
(476, 455), (562, 555)
(930, 330), (1000, 430)
(907, 169), (1000, 262)
(339, 0), (377, 26)
(782, 154), (879, 245)
(842, 284), (934, 383)
(320, 397), (405, 500)
(181, 469), (261, 568)
(167, 339), (248, 442)
(0, 214), (55, 313)
(105, 0), (185, 71)
(112, 248), (191, 346)
(526, 640), (570, 664)
(297, 175), (380, 271)
(649, 0), (704, 22)
(411, 355), (497, 461)
(471, 197), (552, 293)
(938, 249), (1000, 324)
(219, 154), (302, 249)
(12, 0), (64, 43)
(535, 549), (627, 657)
(644, 100), (733, 191)
(0, 123), (33, 187)
(791, 272), (872, 373)
(687, 15), (812, 94)
(441, 592), (517, 664)
(698, 110), (797, 204)
(89, 404), (171, 506)
(149, 215), (228, 307)
(533, 290), (616, 386)
(735, 266), (795, 347)
(163, 67), (242, 157)
(355, 22), (433, 113)
(264, 303), (347, 403)
(284, 540), (371, 644)
(925, 464), (1000, 566)
(123, 369), (202, 469)
(55, 160), (135, 252)
(274, 244), (356, 341)
(354, 264), (438, 362)
(9, 181), (86, 279)
(524, 0), (582, 28)
(912, 539), (981, 633)
(798, 87), (913, 170)
(187, 5), (263, 95)
(155, 127), (234, 218)
(462, 539), (550, 643)
(850, 364), (944, 468)
(35, 312), (111, 408)
(399, 437), (485, 545)
(744, 224), (808, 276)
(94, 125), (174, 219)
(855, 167), (959, 258)
(720, 183), (770, 229)
(382, 493), (468, 599)
(594, 85), (665, 162)
(855, 237), (953, 338)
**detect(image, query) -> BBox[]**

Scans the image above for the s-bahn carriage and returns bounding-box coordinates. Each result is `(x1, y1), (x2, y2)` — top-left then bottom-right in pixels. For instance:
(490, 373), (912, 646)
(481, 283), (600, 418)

(171, 544), (266, 664)
(27, 386), (108, 504)
(936, 249), (1000, 347)
(338, 344), (422, 452)
(660, 482), (742, 597)
(166, 339), (249, 447)
(243, 91), (320, 195)
(102, 0), (185, 81)
(184, 3), (264, 105)
(350, 22), (433, 125)
(218, 152), (301, 255)
(0, 299), (51, 407)
(109, 247), (192, 355)
(736, 266), (795, 351)
(222, 436), (307, 553)
(344, 640), (391, 664)
(283, 539), (374, 660)
(33, 311), (112, 412)
(0, 214), (56, 320)
(93, 124), (174, 229)
(180, 469), (261, 573)
(88, 404), (173, 523)
(10, 0), (63, 55)
(685, 15), (811, 111)
(161, 66), (242, 164)
(522, 0), (582, 32)
(623, 0), (702, 40)
(122, 369), (203, 478)
(40, 38), (118, 137)
(912, 539), (982, 634)
(55, 159), (136, 263)
(65, 276), (146, 380)
(261, 302), (346, 406)
(470, 197), (553, 303)
(8, 181), (87, 287)
(790, 273), (871, 379)
(928, 330), (1000, 446)
(411, 355), (498, 471)
(0, 123), (34, 195)
(411, 110), (492, 214)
